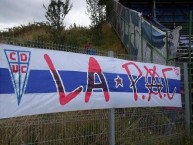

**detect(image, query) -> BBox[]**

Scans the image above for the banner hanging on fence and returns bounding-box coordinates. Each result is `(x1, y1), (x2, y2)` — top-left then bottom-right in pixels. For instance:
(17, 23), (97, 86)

(0, 44), (181, 119)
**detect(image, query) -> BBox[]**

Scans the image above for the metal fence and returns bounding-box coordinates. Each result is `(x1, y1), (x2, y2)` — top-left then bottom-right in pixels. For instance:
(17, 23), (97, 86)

(0, 37), (187, 145)
(111, 1), (184, 65)
(0, 108), (186, 145)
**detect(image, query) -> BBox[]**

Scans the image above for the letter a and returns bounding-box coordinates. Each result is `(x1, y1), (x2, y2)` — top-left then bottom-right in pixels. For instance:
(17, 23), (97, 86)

(85, 57), (110, 103)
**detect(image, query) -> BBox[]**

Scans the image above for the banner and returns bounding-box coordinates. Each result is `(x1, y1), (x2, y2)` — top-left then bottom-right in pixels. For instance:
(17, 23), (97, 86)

(0, 44), (181, 119)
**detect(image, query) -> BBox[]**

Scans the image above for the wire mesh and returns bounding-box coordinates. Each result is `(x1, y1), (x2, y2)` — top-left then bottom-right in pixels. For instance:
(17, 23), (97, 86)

(0, 36), (186, 145)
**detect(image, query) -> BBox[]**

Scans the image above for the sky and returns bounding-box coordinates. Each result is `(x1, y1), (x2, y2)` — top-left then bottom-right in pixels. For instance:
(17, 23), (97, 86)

(0, 0), (91, 31)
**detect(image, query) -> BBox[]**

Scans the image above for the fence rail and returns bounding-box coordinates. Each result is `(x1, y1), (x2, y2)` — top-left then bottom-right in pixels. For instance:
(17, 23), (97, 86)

(0, 36), (187, 145)
(0, 108), (186, 145)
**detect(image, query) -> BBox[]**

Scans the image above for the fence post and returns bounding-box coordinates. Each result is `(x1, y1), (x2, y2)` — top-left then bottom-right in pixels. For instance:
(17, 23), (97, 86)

(166, 31), (169, 65)
(108, 51), (115, 145)
(141, 14), (143, 62)
(128, 9), (131, 57)
(188, 11), (192, 128)
(184, 63), (190, 137)
(150, 22), (153, 63)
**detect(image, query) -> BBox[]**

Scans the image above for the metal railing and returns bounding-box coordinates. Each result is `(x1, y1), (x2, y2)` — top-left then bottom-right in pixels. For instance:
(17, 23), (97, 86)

(110, 1), (170, 65)
(0, 36), (187, 145)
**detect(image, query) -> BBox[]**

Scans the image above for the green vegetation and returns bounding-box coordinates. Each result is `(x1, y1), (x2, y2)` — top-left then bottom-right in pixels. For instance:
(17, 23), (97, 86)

(86, 0), (106, 27)
(0, 0), (126, 54)
(43, 0), (72, 31)
(0, 22), (127, 54)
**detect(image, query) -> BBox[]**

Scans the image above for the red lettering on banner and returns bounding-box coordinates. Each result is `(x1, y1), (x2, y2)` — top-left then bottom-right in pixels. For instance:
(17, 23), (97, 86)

(44, 54), (83, 105)
(20, 53), (27, 62)
(122, 62), (142, 101)
(11, 64), (19, 73)
(144, 66), (163, 101)
(10, 52), (16, 60)
(162, 68), (177, 100)
(43, 54), (178, 105)
(85, 57), (110, 103)
(122, 62), (178, 102)
(21, 65), (27, 73)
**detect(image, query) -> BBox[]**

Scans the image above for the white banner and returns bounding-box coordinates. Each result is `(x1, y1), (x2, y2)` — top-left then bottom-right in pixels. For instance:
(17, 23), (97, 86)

(0, 44), (181, 119)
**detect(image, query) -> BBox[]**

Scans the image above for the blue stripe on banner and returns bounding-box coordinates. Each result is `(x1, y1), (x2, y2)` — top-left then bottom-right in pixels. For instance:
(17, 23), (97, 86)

(25, 70), (57, 93)
(0, 68), (14, 94)
(0, 69), (181, 94)
(58, 71), (88, 92)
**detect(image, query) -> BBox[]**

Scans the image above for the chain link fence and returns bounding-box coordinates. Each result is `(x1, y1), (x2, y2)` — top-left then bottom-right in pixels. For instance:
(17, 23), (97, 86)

(0, 36), (186, 145)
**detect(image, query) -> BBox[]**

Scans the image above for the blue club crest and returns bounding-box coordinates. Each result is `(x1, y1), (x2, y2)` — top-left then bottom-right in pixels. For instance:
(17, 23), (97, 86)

(4, 50), (31, 105)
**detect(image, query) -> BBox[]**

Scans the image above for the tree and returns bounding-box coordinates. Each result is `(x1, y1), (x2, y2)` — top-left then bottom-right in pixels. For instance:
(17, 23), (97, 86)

(99, 0), (113, 21)
(86, 0), (106, 28)
(86, 0), (113, 46)
(43, 0), (72, 31)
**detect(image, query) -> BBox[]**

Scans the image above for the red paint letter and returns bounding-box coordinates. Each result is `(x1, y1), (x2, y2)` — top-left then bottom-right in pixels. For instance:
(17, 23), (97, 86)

(144, 66), (163, 101)
(10, 52), (16, 60)
(11, 64), (19, 73)
(162, 68), (176, 100)
(21, 65), (27, 73)
(20, 53), (27, 62)
(122, 62), (142, 101)
(85, 57), (110, 103)
(44, 54), (83, 105)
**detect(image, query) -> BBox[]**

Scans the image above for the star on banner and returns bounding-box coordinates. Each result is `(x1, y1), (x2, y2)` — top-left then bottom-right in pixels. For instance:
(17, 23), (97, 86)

(114, 75), (123, 88)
